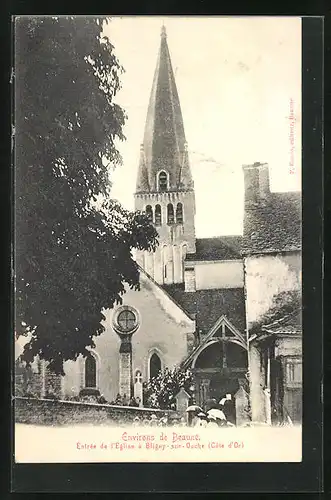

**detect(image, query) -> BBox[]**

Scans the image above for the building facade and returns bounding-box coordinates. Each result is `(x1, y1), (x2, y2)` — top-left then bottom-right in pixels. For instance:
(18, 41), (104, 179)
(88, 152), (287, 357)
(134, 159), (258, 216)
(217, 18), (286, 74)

(15, 27), (302, 424)
(242, 162), (302, 424)
(132, 26), (248, 409)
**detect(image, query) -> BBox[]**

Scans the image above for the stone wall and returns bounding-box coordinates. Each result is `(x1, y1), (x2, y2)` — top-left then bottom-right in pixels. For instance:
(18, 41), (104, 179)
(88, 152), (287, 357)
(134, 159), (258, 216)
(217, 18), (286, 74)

(45, 367), (63, 398)
(15, 363), (43, 398)
(195, 260), (243, 291)
(14, 397), (175, 426)
(244, 252), (301, 330)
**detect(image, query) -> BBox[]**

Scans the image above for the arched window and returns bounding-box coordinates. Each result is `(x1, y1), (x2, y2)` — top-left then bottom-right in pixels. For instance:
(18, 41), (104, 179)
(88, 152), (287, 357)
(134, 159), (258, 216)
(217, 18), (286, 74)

(155, 204), (162, 226)
(145, 205), (153, 222)
(176, 202), (183, 224)
(167, 203), (174, 224)
(158, 171), (168, 192)
(85, 353), (97, 388)
(149, 353), (161, 380)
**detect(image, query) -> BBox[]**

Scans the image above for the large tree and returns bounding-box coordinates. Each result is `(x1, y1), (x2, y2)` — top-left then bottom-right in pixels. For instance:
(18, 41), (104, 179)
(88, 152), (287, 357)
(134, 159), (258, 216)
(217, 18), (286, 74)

(14, 16), (158, 373)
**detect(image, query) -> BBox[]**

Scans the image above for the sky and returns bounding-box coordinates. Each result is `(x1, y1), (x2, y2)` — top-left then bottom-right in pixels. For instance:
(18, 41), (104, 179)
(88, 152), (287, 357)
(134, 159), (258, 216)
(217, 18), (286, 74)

(104, 16), (302, 237)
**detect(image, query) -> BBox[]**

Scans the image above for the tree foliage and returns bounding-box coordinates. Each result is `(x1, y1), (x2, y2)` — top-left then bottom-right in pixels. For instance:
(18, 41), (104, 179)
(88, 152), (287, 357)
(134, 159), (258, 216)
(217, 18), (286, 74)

(14, 16), (158, 373)
(143, 367), (194, 410)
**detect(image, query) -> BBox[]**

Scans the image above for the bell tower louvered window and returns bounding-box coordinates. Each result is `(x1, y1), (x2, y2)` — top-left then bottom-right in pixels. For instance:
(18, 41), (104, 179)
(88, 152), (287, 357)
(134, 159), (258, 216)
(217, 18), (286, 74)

(155, 204), (162, 225)
(167, 203), (174, 224)
(145, 205), (153, 222)
(176, 202), (183, 224)
(158, 171), (168, 192)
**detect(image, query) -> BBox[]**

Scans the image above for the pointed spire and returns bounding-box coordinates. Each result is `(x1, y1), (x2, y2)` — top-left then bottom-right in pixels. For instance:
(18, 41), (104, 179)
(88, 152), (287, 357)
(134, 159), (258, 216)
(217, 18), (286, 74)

(135, 27), (194, 193)
(161, 24), (167, 39)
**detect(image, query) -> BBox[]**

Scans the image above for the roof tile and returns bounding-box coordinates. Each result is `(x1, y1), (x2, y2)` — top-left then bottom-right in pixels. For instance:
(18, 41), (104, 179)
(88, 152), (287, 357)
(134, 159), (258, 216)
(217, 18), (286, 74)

(242, 192), (301, 255)
(186, 236), (243, 261)
(162, 284), (246, 335)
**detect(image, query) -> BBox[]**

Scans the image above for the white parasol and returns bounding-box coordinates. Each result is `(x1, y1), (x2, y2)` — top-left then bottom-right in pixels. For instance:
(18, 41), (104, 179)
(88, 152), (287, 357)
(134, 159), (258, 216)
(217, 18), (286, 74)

(186, 405), (203, 413)
(207, 408), (226, 420)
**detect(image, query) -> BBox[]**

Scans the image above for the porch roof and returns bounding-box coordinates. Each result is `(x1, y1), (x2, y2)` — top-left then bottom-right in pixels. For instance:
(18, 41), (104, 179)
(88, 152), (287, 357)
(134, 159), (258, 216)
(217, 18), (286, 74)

(261, 310), (302, 335)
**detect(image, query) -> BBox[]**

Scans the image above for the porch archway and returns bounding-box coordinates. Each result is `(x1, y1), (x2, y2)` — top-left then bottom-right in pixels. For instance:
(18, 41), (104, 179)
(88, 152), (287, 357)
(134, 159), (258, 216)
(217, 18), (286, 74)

(191, 338), (248, 423)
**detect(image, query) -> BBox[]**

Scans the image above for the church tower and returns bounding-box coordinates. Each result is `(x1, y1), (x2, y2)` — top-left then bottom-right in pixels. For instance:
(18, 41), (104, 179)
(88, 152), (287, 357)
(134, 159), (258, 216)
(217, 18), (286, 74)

(134, 26), (196, 285)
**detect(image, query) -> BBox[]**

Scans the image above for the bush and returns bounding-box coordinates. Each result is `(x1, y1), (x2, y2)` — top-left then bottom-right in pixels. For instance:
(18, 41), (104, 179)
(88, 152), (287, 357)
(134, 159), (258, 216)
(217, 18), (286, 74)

(63, 395), (80, 402)
(143, 367), (194, 410)
(97, 395), (108, 404)
(45, 391), (59, 400)
(79, 388), (101, 398)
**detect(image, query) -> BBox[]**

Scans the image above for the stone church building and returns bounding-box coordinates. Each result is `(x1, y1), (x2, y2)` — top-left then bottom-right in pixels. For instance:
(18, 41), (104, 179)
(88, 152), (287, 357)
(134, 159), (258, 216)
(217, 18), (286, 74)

(15, 27), (302, 425)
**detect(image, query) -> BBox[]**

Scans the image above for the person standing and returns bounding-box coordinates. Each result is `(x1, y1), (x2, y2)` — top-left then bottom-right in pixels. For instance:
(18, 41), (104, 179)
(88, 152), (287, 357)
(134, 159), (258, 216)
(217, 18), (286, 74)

(222, 393), (236, 425)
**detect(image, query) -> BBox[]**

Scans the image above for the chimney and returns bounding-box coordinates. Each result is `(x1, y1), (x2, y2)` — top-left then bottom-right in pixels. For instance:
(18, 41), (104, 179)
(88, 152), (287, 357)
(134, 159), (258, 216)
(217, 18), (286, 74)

(184, 264), (196, 292)
(242, 162), (270, 206)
